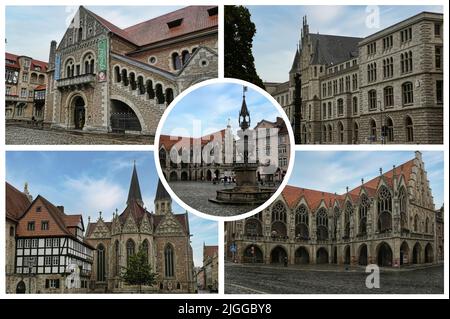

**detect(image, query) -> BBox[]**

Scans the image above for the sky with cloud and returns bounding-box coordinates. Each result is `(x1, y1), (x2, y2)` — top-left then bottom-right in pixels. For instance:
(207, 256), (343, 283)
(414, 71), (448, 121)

(5, 5), (183, 62)
(6, 151), (217, 267)
(289, 151), (444, 209)
(161, 82), (281, 137)
(247, 5), (443, 82)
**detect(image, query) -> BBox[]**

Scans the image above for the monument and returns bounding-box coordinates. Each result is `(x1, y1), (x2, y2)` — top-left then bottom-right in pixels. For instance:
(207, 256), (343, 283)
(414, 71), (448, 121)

(209, 86), (276, 205)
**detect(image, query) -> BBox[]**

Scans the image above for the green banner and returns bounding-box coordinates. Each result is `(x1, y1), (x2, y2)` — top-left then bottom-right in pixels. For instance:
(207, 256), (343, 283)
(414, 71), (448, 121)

(97, 38), (108, 72)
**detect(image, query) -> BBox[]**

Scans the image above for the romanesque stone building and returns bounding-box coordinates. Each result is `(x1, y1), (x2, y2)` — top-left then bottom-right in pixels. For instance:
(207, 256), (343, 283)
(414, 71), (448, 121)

(85, 164), (195, 293)
(5, 53), (48, 122)
(226, 152), (439, 267)
(45, 6), (218, 135)
(267, 11), (443, 144)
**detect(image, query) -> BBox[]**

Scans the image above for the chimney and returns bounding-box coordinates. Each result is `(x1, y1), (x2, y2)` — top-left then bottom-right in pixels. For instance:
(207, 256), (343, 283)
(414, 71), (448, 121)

(48, 40), (57, 70)
(57, 205), (64, 214)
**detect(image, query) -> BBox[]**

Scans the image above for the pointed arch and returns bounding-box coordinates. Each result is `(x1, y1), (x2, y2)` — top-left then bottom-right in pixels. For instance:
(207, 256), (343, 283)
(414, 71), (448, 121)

(126, 239), (135, 266)
(164, 243), (175, 277)
(97, 244), (106, 281)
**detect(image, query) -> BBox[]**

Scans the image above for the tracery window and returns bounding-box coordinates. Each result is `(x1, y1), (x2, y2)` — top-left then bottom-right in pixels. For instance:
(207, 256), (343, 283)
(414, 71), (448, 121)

(377, 186), (392, 233)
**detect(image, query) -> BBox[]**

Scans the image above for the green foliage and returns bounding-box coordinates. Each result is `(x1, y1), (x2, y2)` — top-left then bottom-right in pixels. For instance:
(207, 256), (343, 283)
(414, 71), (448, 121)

(121, 247), (157, 292)
(224, 6), (265, 89)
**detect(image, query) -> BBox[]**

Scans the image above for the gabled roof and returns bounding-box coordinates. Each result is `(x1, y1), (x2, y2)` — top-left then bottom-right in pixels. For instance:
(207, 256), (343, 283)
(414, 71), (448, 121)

(119, 200), (151, 226)
(159, 129), (226, 150)
(309, 34), (361, 65)
(5, 52), (48, 71)
(86, 6), (218, 47)
(85, 221), (112, 238)
(282, 185), (340, 210)
(5, 182), (31, 221)
(153, 212), (189, 234)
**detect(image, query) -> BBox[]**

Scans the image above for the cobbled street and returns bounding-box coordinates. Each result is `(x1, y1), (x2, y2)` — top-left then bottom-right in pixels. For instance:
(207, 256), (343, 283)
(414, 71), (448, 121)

(6, 125), (153, 145)
(225, 262), (444, 294)
(168, 181), (258, 216)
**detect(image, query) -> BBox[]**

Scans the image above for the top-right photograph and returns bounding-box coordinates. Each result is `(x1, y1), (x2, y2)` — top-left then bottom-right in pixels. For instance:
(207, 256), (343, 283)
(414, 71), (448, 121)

(224, 5), (444, 144)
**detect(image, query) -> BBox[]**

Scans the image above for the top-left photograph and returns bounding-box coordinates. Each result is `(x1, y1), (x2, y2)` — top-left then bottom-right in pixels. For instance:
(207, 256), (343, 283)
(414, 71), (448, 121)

(5, 5), (219, 145)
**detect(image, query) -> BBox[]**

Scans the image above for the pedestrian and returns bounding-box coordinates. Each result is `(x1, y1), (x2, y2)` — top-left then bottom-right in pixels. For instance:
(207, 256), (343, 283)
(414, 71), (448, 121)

(284, 256), (288, 267)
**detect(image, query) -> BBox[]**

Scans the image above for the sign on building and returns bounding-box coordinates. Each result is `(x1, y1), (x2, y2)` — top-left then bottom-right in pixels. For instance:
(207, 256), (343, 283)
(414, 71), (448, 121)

(97, 38), (108, 82)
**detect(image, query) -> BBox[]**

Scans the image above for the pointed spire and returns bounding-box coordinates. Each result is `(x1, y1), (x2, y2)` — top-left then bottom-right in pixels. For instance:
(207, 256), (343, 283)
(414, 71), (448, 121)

(155, 179), (170, 201)
(127, 162), (143, 207)
(239, 86), (250, 130)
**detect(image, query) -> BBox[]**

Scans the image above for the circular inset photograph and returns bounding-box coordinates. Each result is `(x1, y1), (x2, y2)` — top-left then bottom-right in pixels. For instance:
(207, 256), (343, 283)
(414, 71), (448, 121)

(155, 79), (295, 220)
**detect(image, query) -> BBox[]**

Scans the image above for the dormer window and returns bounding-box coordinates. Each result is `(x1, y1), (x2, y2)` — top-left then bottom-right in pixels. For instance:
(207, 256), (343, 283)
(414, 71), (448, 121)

(167, 18), (183, 28)
(207, 7), (218, 16)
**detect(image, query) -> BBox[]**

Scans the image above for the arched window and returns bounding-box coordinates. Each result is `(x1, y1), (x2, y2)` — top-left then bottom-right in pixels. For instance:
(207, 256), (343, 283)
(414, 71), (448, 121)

(414, 214), (419, 232)
(344, 202), (352, 238)
(114, 240), (119, 276)
(359, 195), (370, 235)
(137, 76), (145, 95)
(328, 124), (332, 143)
(322, 125), (327, 142)
(121, 69), (128, 86)
(405, 116), (414, 142)
(425, 217), (430, 234)
(333, 207), (339, 239)
(399, 187), (408, 231)
(164, 244), (174, 277)
(82, 53), (94, 74)
(78, 28), (83, 42)
(159, 148), (167, 168)
(368, 90), (377, 110)
(97, 244), (106, 282)
(402, 82), (413, 105)
(146, 80), (155, 99)
(370, 119), (377, 141)
(322, 103), (327, 119)
(181, 50), (191, 65)
(126, 239), (135, 266)
(142, 240), (149, 264)
(271, 201), (286, 223)
(383, 86), (394, 107)
(114, 66), (121, 83)
(172, 52), (181, 70)
(65, 59), (75, 78)
(165, 88), (174, 104)
(245, 218), (262, 237)
(353, 122), (359, 144)
(352, 96), (358, 114)
(129, 72), (137, 90)
(338, 122), (344, 143)
(295, 205), (309, 239)
(385, 117), (394, 142)
(316, 208), (328, 240)
(377, 186), (392, 233)
(156, 84), (165, 104)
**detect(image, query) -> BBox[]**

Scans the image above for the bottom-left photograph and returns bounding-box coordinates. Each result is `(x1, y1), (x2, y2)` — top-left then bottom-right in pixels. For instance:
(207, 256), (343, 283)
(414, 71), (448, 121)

(5, 151), (218, 294)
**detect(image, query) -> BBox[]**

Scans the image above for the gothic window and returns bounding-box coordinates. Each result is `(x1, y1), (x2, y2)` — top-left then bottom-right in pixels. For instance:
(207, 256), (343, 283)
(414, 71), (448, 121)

(65, 59), (75, 78)
(271, 201), (286, 223)
(368, 90), (377, 110)
(383, 86), (394, 107)
(97, 244), (106, 282)
(164, 244), (174, 277)
(414, 214), (419, 232)
(402, 82), (413, 105)
(377, 186), (392, 233)
(121, 69), (128, 86)
(82, 54), (95, 74)
(333, 208), (339, 239)
(142, 240), (149, 263)
(126, 239), (135, 266)
(295, 205), (309, 239)
(385, 117), (394, 142)
(322, 103), (326, 119)
(159, 148), (167, 168)
(316, 208), (328, 240)
(322, 125), (327, 142)
(328, 124), (332, 142)
(425, 217), (430, 233)
(344, 202), (352, 238)
(245, 218), (262, 237)
(359, 195), (370, 235)
(405, 116), (414, 142)
(114, 240), (119, 276)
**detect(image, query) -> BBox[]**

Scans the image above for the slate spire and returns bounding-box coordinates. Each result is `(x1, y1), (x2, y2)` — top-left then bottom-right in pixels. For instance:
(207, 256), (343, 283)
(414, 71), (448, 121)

(127, 161), (143, 207)
(155, 179), (170, 201)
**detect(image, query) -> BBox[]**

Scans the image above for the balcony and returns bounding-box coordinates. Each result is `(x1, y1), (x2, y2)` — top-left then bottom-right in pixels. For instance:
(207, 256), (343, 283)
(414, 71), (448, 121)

(56, 73), (96, 90)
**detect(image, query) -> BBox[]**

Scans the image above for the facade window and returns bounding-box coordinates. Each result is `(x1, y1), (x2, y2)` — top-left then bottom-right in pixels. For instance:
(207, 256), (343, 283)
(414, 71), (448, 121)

(435, 46), (442, 69)
(322, 103), (326, 119)
(333, 80), (337, 95)
(338, 122), (344, 143)
(367, 63), (377, 82)
(294, 205), (309, 239)
(97, 244), (106, 282)
(31, 239), (38, 248)
(164, 244), (175, 277)
(434, 23), (441, 37)
(400, 27), (412, 43)
(400, 51), (413, 73)
(377, 186), (393, 233)
(353, 122), (359, 143)
(52, 256), (59, 265)
(370, 119), (377, 141)
(402, 82), (413, 105)
(41, 221), (49, 230)
(385, 117), (394, 142)
(172, 52), (181, 70)
(45, 256), (52, 266)
(337, 99), (344, 116)
(359, 195), (370, 234)
(327, 102), (332, 118)
(382, 35), (393, 50)
(339, 78), (344, 93)
(142, 240), (149, 264)
(52, 238), (59, 247)
(27, 221), (35, 231)
(20, 88), (27, 98)
(352, 74), (358, 90)
(383, 86), (394, 107)
(316, 208), (328, 240)
(405, 116), (414, 142)
(126, 239), (135, 265)
(367, 42), (376, 55)
(327, 82), (332, 96)
(436, 80), (443, 103)
(22, 73), (28, 82)
(368, 90), (377, 110)
(352, 97), (358, 114)
(322, 83), (326, 97)
(345, 76), (350, 91)
(383, 57), (393, 78)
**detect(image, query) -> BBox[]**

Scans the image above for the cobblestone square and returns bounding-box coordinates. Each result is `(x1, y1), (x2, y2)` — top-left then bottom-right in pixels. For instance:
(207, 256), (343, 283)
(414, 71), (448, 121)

(5, 124), (153, 145)
(168, 181), (258, 216)
(225, 262), (444, 294)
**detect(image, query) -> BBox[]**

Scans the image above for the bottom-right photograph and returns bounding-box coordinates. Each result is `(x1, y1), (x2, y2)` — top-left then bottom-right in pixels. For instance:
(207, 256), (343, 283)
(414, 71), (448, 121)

(224, 150), (444, 294)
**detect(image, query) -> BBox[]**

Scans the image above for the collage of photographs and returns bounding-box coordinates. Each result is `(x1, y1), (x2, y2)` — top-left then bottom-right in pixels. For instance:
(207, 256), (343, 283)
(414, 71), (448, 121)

(1, 0), (448, 309)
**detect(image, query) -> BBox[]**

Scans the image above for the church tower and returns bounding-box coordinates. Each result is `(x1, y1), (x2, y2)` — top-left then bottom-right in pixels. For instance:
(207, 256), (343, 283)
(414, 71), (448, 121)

(127, 162), (144, 207)
(154, 179), (171, 215)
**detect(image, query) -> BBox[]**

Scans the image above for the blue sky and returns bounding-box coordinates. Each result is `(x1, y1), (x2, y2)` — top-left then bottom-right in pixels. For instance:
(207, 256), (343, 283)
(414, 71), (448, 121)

(162, 82), (281, 137)
(5, 151), (217, 267)
(289, 151), (444, 208)
(6, 6), (182, 62)
(248, 5), (444, 82)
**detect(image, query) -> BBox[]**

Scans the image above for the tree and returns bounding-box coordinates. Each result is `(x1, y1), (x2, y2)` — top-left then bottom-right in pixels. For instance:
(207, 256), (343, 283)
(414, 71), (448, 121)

(224, 6), (265, 89)
(121, 246), (157, 293)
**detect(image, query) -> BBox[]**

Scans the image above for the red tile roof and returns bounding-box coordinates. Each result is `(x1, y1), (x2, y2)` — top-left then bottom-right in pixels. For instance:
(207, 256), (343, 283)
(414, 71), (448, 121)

(86, 6), (218, 47)
(159, 129), (226, 150)
(5, 182), (31, 221)
(5, 52), (48, 71)
(283, 157), (416, 210)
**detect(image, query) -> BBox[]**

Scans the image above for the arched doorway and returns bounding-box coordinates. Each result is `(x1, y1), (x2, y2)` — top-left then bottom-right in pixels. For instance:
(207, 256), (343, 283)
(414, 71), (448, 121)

(214, 169), (220, 180)
(16, 280), (26, 294)
(294, 247), (309, 264)
(412, 243), (421, 264)
(181, 171), (188, 181)
(73, 96), (86, 129)
(110, 99), (142, 133)
(333, 246), (338, 264)
(316, 247), (329, 264)
(358, 244), (368, 266)
(206, 170), (212, 181)
(243, 245), (263, 263)
(169, 171), (178, 181)
(270, 246), (287, 264)
(377, 242), (393, 267)
(344, 245), (351, 264)
(400, 241), (409, 265)
(425, 244), (433, 263)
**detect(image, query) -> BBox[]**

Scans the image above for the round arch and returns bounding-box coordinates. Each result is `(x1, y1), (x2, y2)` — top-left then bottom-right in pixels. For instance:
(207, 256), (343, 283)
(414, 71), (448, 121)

(316, 247), (329, 264)
(358, 244), (368, 266)
(425, 243), (433, 263)
(412, 242), (421, 264)
(16, 280), (26, 294)
(242, 244), (264, 263)
(270, 246), (288, 264)
(377, 242), (393, 267)
(110, 94), (147, 132)
(400, 241), (409, 265)
(180, 171), (188, 181)
(169, 171), (178, 181)
(294, 246), (310, 264)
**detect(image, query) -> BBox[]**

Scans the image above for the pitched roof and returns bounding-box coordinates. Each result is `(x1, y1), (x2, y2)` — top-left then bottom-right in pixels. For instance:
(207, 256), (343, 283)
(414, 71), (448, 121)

(290, 48), (300, 72)
(282, 157), (416, 210)
(155, 179), (170, 201)
(159, 129), (226, 150)
(308, 34), (361, 65)
(5, 182), (31, 221)
(85, 221), (112, 238)
(153, 212), (189, 233)
(119, 200), (151, 225)
(5, 52), (48, 71)
(127, 163), (143, 207)
(86, 6), (217, 47)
